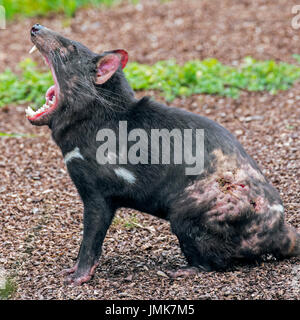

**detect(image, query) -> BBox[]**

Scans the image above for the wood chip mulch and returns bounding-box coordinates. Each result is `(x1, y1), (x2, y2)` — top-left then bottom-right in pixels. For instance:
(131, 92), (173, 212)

(0, 0), (299, 299)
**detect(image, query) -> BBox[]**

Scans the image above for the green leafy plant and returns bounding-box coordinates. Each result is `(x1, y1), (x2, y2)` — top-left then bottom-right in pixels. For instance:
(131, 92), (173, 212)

(0, 132), (36, 138)
(292, 54), (300, 64)
(112, 214), (141, 230)
(1, 57), (300, 109)
(0, 0), (125, 20)
(0, 277), (16, 300)
(125, 57), (300, 100)
(0, 58), (52, 108)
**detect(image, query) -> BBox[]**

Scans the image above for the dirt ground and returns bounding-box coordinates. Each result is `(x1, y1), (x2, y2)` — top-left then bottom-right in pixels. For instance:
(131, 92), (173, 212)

(0, 0), (299, 299)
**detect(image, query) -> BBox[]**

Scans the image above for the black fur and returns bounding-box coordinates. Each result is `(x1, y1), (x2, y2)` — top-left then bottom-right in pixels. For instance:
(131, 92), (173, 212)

(29, 25), (299, 284)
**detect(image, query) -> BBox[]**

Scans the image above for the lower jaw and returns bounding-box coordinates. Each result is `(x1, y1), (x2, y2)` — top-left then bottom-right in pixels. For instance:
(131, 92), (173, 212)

(26, 85), (58, 122)
(27, 108), (54, 123)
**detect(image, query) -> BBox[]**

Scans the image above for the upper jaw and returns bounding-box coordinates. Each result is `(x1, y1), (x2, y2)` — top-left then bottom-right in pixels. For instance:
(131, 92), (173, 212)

(26, 40), (60, 125)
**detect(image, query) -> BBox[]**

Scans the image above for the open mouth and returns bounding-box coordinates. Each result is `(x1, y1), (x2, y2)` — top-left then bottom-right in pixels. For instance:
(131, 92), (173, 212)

(25, 45), (60, 122)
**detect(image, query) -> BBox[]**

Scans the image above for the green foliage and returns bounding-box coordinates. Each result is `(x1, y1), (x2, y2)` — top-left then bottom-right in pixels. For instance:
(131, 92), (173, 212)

(112, 214), (140, 229)
(125, 57), (300, 100)
(0, 132), (36, 138)
(0, 0), (122, 20)
(0, 278), (16, 300)
(292, 54), (300, 64)
(0, 58), (52, 108)
(1, 57), (300, 109)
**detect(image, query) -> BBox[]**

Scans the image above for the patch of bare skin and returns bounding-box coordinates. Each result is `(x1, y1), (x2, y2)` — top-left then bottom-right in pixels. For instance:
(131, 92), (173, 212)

(182, 148), (290, 258)
(185, 149), (270, 222)
(237, 208), (283, 256)
(240, 234), (261, 255)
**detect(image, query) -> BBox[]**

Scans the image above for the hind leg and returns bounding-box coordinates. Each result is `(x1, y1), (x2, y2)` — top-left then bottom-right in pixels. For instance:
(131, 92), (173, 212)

(170, 219), (233, 277)
(184, 233), (232, 268)
(167, 234), (220, 278)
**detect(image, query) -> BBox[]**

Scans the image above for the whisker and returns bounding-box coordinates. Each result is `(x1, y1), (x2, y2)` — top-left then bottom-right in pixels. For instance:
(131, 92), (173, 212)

(99, 87), (128, 99)
(75, 79), (127, 111)
(70, 84), (117, 114)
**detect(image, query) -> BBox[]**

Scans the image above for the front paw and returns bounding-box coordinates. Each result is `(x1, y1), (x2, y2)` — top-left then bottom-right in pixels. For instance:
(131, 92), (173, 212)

(59, 263), (78, 276)
(63, 263), (98, 286)
(65, 272), (93, 286)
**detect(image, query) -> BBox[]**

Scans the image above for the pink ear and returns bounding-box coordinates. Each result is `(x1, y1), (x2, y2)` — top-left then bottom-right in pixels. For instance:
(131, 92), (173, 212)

(112, 49), (128, 69)
(96, 54), (121, 84)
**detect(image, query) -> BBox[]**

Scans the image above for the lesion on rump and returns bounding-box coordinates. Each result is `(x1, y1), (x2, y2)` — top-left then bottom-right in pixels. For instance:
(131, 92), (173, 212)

(168, 149), (284, 273)
(183, 149), (270, 219)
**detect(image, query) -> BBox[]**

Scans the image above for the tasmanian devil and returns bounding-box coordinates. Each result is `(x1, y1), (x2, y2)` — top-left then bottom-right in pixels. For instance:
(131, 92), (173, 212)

(26, 24), (299, 285)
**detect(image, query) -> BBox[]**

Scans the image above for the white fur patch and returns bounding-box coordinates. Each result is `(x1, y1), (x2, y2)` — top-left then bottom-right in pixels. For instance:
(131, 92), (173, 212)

(64, 147), (84, 164)
(114, 167), (136, 184)
(269, 204), (284, 213)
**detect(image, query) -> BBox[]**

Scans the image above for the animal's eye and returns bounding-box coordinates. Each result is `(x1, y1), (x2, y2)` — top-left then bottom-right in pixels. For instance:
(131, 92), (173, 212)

(56, 47), (69, 62)
(59, 47), (68, 57)
(67, 43), (78, 54)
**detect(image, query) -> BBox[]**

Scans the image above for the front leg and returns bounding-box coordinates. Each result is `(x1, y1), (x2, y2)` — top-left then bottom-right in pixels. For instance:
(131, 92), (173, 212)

(62, 195), (115, 285)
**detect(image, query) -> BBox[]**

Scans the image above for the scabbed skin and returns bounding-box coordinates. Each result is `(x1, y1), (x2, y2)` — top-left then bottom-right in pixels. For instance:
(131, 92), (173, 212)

(29, 25), (299, 284)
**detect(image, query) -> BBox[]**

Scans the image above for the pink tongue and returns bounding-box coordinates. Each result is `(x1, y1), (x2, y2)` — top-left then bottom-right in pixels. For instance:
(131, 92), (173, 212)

(46, 85), (55, 99)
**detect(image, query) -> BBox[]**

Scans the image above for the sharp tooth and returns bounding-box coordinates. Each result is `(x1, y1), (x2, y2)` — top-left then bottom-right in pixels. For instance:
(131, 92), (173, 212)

(28, 106), (34, 114)
(29, 45), (38, 54)
(25, 106), (36, 117)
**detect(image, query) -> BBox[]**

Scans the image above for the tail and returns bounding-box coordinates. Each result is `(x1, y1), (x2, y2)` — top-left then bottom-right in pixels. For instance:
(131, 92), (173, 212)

(275, 225), (300, 258)
(289, 230), (300, 257)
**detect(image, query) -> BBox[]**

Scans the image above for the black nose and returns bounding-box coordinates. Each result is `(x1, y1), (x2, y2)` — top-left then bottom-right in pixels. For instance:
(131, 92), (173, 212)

(31, 24), (43, 36)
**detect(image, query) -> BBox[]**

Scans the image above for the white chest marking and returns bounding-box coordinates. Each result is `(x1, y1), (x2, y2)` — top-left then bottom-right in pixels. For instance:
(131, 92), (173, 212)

(114, 167), (136, 184)
(64, 147), (84, 164)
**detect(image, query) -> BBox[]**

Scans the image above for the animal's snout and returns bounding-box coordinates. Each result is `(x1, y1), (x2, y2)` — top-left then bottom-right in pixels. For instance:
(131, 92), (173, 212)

(31, 24), (43, 36)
